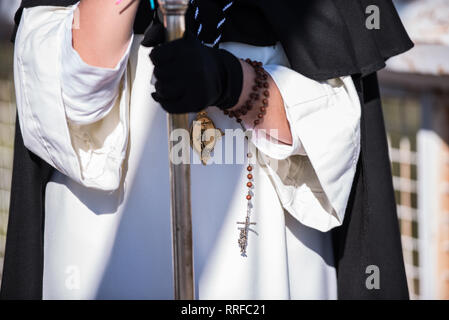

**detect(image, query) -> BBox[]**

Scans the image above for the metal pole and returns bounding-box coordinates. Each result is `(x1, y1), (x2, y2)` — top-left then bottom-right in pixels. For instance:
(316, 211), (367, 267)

(157, 0), (194, 300)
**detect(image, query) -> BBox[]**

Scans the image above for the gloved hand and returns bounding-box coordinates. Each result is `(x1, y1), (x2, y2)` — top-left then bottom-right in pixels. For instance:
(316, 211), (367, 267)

(149, 31), (243, 114)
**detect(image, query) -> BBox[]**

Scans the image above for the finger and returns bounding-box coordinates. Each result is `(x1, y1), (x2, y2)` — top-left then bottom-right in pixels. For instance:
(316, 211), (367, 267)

(152, 60), (186, 82)
(155, 80), (184, 101)
(149, 37), (189, 66)
(149, 45), (173, 66)
(151, 92), (177, 113)
(152, 65), (172, 82)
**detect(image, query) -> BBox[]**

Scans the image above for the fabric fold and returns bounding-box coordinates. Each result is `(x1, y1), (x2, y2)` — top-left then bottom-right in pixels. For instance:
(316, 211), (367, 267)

(255, 66), (361, 232)
(14, 5), (130, 191)
(61, 3), (133, 125)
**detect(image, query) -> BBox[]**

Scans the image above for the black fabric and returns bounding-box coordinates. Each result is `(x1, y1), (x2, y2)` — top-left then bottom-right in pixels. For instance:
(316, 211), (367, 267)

(0, 115), (53, 299)
(333, 73), (409, 299)
(1, 0), (412, 299)
(150, 31), (243, 112)
(187, 0), (415, 81)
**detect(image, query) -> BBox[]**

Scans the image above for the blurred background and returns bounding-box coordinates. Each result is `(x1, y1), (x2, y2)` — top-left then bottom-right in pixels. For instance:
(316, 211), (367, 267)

(0, 0), (448, 299)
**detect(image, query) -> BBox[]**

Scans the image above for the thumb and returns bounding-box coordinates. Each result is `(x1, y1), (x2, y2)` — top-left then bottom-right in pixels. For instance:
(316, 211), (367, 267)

(141, 20), (166, 47)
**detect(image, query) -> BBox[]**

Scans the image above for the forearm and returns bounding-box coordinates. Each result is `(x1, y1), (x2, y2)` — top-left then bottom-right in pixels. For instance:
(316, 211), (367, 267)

(73, 0), (140, 68)
(229, 60), (293, 145)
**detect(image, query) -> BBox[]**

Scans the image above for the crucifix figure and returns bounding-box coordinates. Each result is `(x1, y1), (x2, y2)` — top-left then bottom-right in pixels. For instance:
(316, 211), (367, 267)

(237, 216), (257, 256)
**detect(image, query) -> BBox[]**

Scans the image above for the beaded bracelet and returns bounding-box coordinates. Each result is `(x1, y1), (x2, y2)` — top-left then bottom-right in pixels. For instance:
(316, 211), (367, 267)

(222, 58), (270, 256)
(223, 58), (270, 128)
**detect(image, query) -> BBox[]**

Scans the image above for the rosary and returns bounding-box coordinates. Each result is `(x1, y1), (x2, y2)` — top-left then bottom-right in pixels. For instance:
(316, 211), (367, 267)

(190, 0), (272, 257)
(117, 0), (271, 256)
(222, 59), (270, 256)
(193, 58), (270, 257)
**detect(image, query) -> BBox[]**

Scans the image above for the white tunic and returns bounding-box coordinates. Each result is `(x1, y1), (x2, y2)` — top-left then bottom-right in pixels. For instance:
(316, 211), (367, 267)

(13, 4), (361, 300)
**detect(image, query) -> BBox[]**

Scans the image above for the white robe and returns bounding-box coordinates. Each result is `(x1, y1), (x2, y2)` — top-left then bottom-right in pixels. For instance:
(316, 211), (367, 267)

(13, 4), (361, 300)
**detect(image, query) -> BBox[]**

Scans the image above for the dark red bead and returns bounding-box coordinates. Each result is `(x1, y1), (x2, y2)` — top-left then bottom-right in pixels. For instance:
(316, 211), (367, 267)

(260, 106), (266, 112)
(247, 165), (253, 171)
(263, 90), (270, 97)
(262, 99), (268, 105)
(247, 182), (253, 188)
(263, 82), (269, 88)
(246, 195), (252, 200)
(223, 110), (229, 115)
(254, 119), (260, 125)
(258, 113), (264, 119)
(247, 173), (253, 179)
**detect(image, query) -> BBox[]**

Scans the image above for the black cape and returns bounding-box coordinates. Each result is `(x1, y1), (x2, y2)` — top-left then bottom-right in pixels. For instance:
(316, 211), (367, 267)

(1, 0), (413, 299)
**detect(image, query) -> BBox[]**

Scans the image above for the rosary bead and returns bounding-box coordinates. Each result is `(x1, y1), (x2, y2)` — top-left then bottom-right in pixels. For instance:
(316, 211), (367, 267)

(262, 99), (268, 105)
(260, 106), (266, 113)
(247, 182), (253, 188)
(246, 195), (252, 200)
(247, 173), (253, 179)
(257, 113), (264, 119)
(223, 110), (229, 115)
(263, 90), (270, 97)
(254, 119), (260, 125)
(252, 85), (258, 91)
(247, 165), (253, 171)
(246, 100), (253, 107)
(237, 118), (242, 123)
(263, 82), (269, 88)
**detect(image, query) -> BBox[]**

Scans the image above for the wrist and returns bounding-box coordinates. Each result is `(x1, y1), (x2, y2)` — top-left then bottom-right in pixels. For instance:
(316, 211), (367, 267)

(215, 49), (243, 109)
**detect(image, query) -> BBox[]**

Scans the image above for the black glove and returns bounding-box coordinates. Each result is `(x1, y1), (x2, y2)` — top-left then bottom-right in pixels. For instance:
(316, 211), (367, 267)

(149, 32), (243, 114)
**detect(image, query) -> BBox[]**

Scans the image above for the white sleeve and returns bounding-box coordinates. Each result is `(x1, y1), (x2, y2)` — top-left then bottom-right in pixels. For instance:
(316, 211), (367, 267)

(60, 3), (132, 125)
(253, 65), (361, 232)
(14, 5), (130, 191)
